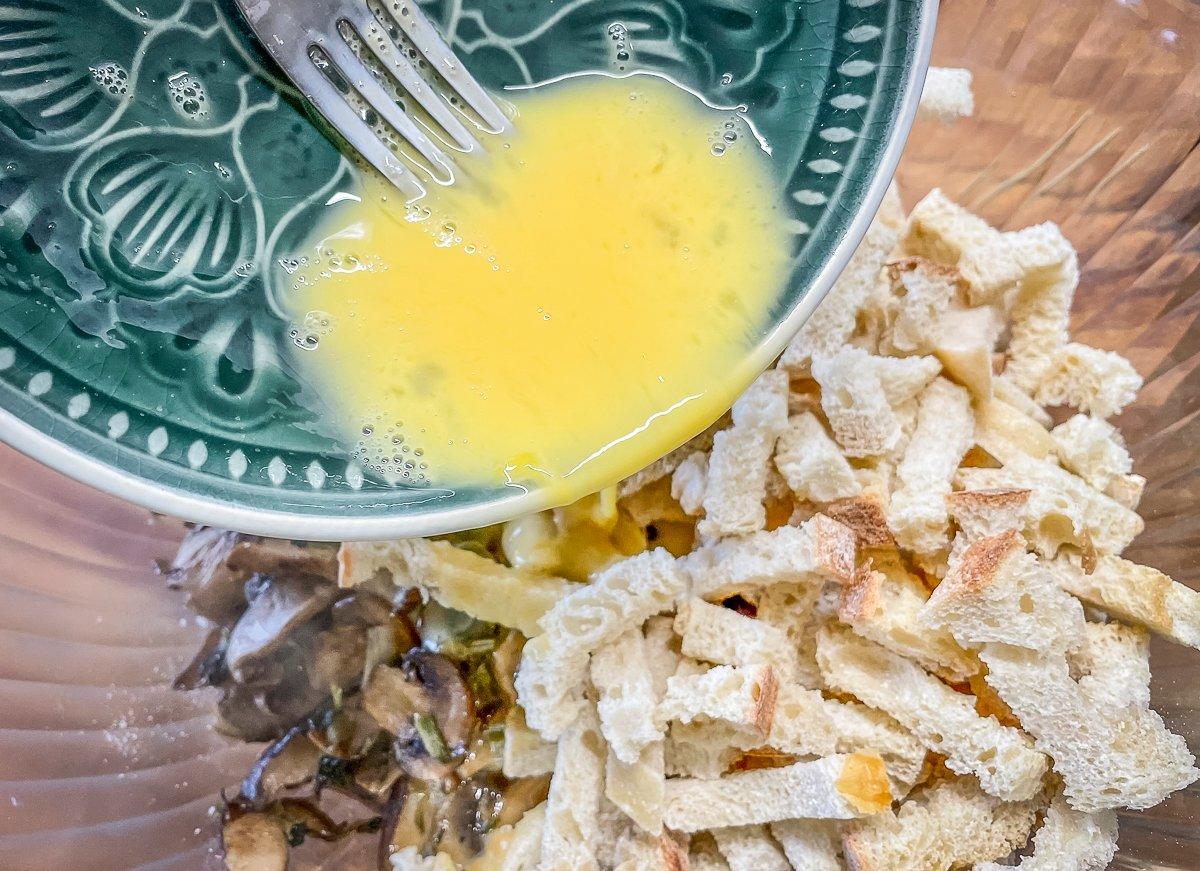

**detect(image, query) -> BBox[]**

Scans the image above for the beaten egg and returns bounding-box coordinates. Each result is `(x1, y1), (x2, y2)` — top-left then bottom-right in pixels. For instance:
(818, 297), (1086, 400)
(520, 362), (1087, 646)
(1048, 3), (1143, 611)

(291, 75), (790, 502)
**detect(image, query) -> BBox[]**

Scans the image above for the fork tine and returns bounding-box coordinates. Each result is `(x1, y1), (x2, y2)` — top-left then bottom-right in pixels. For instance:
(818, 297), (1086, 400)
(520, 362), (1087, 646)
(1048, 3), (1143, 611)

(345, 8), (483, 154)
(319, 34), (459, 185)
(385, 1), (511, 134)
(285, 52), (427, 200)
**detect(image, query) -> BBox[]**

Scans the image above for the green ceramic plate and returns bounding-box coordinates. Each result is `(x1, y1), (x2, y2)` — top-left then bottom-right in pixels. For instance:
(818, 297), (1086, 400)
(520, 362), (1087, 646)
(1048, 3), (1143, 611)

(0, 0), (935, 539)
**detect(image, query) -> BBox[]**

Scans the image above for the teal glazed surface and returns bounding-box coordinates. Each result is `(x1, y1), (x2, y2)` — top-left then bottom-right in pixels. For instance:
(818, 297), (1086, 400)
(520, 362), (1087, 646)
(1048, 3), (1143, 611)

(0, 0), (932, 536)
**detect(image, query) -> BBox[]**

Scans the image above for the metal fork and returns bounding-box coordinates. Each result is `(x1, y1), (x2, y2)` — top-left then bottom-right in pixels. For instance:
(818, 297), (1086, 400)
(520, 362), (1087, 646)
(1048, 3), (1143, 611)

(235, 0), (511, 199)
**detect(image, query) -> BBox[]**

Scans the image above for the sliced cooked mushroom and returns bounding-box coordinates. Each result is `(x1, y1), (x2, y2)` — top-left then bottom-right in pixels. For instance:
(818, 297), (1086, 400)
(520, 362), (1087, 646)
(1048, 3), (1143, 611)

(222, 812), (288, 871)
(172, 625), (229, 691)
(166, 527), (244, 620)
(226, 574), (340, 679)
(363, 665), (431, 735)
(241, 727), (322, 805)
(226, 537), (339, 585)
(403, 651), (473, 752)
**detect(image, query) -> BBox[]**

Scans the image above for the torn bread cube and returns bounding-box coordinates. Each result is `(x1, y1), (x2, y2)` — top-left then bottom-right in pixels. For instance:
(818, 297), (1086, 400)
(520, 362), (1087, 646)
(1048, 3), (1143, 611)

(811, 347), (940, 457)
(682, 515), (856, 600)
(918, 67), (974, 121)
(539, 706), (606, 871)
(769, 820), (840, 871)
(1052, 554), (1200, 650)
(825, 492), (895, 548)
(973, 395), (1057, 464)
(502, 705), (557, 779)
(1034, 343), (1143, 419)
(619, 428), (718, 498)
(611, 827), (686, 871)
(658, 664), (779, 739)
(992, 376), (1050, 428)
(675, 598), (800, 683)
(882, 257), (965, 354)
(338, 539), (569, 637)
(823, 699), (927, 796)
(977, 795), (1117, 871)
(956, 453), (1144, 557)
(780, 198), (904, 373)
(606, 741), (665, 835)
(518, 548), (686, 740)
(765, 683), (840, 757)
(592, 629), (665, 764)
(931, 304), (1003, 399)
(644, 615), (683, 698)
(816, 626), (1047, 801)
(753, 581), (825, 689)
(1002, 222), (1078, 394)
(840, 566), (976, 681)
(923, 530), (1086, 654)
(902, 189), (1023, 304)
(699, 370), (789, 538)
(1051, 414), (1133, 492)
(482, 803), (546, 871)
(947, 488), (1032, 542)
(774, 413), (862, 503)
(980, 642), (1198, 811)
(713, 826), (790, 871)
(665, 719), (741, 780)
(888, 378), (974, 555)
(1105, 472), (1146, 511)
(1073, 621), (1151, 711)
(663, 752), (891, 832)
(671, 450), (709, 517)
(842, 778), (1040, 871)
(391, 848), (456, 871)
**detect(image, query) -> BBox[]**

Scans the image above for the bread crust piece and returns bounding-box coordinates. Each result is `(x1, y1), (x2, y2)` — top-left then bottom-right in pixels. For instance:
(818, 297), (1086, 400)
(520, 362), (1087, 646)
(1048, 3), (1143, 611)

(674, 598), (800, 683)
(337, 538), (569, 637)
(699, 371), (790, 539)
(824, 493), (895, 548)
(842, 778), (1041, 871)
(538, 705), (606, 871)
(774, 413), (861, 504)
(663, 753), (890, 832)
(517, 548), (686, 740)
(811, 348), (941, 458)
(976, 794), (1117, 871)
(1052, 554), (1200, 651)
(946, 488), (1031, 542)
(816, 626), (1047, 801)
(1034, 342), (1142, 419)
(838, 566), (976, 681)
(606, 741), (666, 835)
(1003, 222), (1078, 394)
(922, 530), (1086, 655)
(918, 67), (974, 121)
(902, 189), (1023, 305)
(592, 628), (666, 764)
(1051, 414), (1132, 492)
(712, 825), (790, 871)
(682, 515), (855, 601)
(980, 642), (1198, 811)
(955, 453), (1143, 558)
(888, 378), (974, 556)
(781, 191), (904, 374)
(658, 664), (779, 739)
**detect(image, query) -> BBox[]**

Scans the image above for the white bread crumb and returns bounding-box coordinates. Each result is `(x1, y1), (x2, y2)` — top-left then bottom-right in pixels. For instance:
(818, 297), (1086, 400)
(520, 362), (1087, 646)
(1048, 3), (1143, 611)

(592, 628), (665, 764)
(713, 826), (790, 871)
(918, 67), (974, 121)
(1051, 414), (1133, 492)
(774, 413), (861, 503)
(977, 795), (1117, 871)
(1034, 343), (1143, 419)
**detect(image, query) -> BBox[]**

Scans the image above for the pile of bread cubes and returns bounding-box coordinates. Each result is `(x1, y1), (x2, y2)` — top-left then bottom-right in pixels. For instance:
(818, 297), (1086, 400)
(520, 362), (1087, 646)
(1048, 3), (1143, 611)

(338, 73), (1200, 871)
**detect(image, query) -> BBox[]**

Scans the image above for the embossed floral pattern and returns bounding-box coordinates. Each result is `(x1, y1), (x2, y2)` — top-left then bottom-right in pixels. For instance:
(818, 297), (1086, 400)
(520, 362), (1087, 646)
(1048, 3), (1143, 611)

(0, 0), (919, 517)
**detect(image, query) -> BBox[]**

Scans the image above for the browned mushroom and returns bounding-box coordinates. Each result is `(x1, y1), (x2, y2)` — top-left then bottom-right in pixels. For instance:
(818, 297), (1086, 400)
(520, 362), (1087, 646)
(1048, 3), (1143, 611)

(225, 575), (340, 679)
(403, 651), (473, 752)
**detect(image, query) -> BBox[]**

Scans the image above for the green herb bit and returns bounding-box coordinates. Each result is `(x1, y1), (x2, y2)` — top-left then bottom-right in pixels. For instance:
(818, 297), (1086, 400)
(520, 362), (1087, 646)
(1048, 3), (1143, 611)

(413, 713), (451, 762)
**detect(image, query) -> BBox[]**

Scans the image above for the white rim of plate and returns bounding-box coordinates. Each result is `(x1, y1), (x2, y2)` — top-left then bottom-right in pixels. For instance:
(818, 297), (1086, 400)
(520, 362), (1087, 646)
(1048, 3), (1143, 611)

(0, 0), (939, 541)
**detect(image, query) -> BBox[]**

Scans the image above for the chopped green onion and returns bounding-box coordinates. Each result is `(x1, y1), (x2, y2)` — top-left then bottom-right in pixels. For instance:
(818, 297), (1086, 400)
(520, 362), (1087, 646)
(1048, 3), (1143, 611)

(413, 713), (450, 762)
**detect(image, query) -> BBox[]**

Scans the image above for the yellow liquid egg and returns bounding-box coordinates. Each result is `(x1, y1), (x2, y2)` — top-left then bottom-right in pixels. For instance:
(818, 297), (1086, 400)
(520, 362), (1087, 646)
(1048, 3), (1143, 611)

(291, 75), (790, 502)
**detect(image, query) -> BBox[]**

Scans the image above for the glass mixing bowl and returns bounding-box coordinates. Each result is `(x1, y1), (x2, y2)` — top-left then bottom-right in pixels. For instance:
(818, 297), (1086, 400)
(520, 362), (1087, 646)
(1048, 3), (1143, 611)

(0, 0), (1196, 867)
